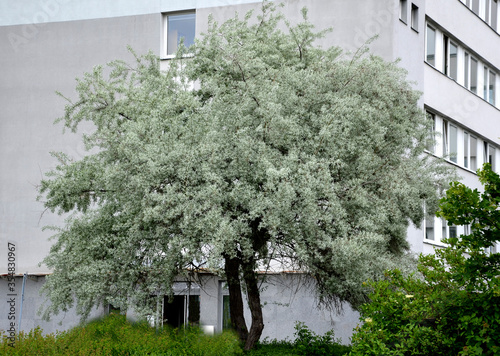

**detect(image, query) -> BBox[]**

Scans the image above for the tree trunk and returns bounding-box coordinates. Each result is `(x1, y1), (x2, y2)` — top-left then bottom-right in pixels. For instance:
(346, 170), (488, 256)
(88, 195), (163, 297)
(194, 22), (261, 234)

(223, 256), (248, 344)
(242, 257), (265, 351)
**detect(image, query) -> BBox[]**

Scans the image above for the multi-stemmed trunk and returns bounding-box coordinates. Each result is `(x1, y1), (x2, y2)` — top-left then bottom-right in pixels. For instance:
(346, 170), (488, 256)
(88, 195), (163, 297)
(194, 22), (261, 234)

(223, 254), (265, 351)
(222, 219), (267, 350)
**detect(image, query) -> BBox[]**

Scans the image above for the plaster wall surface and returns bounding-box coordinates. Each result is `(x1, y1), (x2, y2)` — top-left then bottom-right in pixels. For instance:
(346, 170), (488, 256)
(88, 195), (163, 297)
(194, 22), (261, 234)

(196, 274), (358, 344)
(0, 14), (159, 274)
(0, 276), (104, 334)
(426, 0), (500, 71)
(0, 0), (263, 27)
(424, 65), (500, 145)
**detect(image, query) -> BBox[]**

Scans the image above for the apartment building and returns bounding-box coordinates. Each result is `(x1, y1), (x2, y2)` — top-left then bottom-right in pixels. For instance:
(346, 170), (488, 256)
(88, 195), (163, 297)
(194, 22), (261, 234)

(1, 0), (499, 342)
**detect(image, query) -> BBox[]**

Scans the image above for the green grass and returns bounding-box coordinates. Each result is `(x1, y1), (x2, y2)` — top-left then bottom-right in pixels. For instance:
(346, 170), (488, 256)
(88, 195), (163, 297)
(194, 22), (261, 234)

(0, 315), (351, 356)
(0, 314), (242, 356)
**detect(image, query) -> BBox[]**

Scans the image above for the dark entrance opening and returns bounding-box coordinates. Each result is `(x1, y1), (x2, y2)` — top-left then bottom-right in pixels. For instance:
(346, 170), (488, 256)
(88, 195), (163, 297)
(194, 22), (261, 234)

(163, 295), (185, 328)
(163, 295), (200, 328)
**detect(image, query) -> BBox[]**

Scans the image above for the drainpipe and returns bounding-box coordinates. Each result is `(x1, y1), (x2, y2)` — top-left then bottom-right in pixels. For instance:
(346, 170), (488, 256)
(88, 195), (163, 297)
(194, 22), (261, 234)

(18, 273), (27, 332)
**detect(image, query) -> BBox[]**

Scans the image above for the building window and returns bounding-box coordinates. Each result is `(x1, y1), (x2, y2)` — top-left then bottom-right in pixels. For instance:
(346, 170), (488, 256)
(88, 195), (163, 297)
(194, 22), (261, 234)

(483, 67), (496, 104)
(448, 221), (458, 239)
(442, 120), (458, 163)
(472, 0), (480, 15)
(400, 0), (408, 23)
(162, 11), (195, 57)
(449, 42), (458, 80)
(464, 132), (469, 168)
(449, 124), (458, 163)
(424, 215), (456, 243)
(486, 144), (497, 171)
(491, 0), (498, 31)
(464, 132), (478, 171)
(441, 217), (457, 241)
(470, 57), (479, 94)
(484, 67), (489, 101)
(486, 0), (492, 22)
(443, 35), (449, 75)
(489, 70), (496, 105)
(425, 213), (435, 241)
(442, 120), (448, 158)
(464, 53), (470, 88)
(443, 37), (458, 80)
(411, 4), (419, 31)
(426, 25), (436, 66)
(426, 111), (436, 153)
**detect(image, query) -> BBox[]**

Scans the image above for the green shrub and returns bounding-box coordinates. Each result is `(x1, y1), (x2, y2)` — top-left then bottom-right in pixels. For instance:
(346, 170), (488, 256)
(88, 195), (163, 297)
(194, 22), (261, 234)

(0, 327), (58, 356)
(247, 338), (298, 356)
(350, 164), (500, 356)
(293, 322), (351, 356)
(0, 314), (242, 356)
(247, 323), (350, 356)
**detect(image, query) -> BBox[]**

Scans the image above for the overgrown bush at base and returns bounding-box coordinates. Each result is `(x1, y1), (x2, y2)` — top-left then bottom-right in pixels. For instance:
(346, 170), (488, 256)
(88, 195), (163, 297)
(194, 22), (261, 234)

(0, 316), (353, 355)
(0, 314), (242, 356)
(350, 164), (500, 355)
(248, 322), (351, 356)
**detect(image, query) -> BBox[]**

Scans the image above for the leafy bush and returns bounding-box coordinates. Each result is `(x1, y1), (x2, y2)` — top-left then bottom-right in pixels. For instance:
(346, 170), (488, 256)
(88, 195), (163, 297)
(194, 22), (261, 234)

(247, 338), (298, 356)
(247, 323), (350, 356)
(0, 314), (242, 355)
(0, 315), (354, 355)
(350, 164), (500, 355)
(293, 322), (351, 356)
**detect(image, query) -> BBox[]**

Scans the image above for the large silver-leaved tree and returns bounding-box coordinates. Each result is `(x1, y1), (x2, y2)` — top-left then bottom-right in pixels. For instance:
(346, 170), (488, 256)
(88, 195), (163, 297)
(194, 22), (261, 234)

(38, 4), (452, 350)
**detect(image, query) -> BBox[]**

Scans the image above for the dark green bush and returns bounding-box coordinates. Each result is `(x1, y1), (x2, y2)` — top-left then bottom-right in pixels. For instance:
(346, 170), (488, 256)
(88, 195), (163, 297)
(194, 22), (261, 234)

(246, 323), (351, 356)
(293, 322), (351, 356)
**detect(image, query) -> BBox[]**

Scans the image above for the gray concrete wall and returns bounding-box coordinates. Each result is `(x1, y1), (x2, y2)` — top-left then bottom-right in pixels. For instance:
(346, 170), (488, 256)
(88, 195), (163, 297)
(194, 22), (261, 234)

(427, 0), (500, 71)
(0, 276), (104, 334)
(197, 0), (398, 61)
(196, 274), (358, 344)
(424, 65), (500, 145)
(0, 14), (160, 274)
(0, 0), (263, 27)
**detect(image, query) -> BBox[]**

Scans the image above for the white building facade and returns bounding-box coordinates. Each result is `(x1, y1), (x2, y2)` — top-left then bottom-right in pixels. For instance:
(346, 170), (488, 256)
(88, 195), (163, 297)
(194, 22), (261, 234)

(1, 0), (499, 342)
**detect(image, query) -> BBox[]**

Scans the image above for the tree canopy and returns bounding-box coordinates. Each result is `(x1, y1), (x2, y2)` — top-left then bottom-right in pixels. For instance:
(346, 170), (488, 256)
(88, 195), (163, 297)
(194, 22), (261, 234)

(38, 4), (451, 349)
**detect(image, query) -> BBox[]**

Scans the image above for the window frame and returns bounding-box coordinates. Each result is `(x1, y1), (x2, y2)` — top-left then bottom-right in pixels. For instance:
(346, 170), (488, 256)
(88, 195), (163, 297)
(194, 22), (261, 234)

(442, 120), (458, 162)
(449, 41), (459, 80)
(161, 10), (196, 59)
(464, 132), (478, 171)
(425, 111), (436, 153)
(423, 214), (457, 245)
(484, 143), (497, 171)
(425, 24), (436, 66)
(491, 0), (498, 31)
(400, 0), (408, 23)
(411, 3), (419, 31)
(465, 55), (479, 94)
(483, 67), (497, 105)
